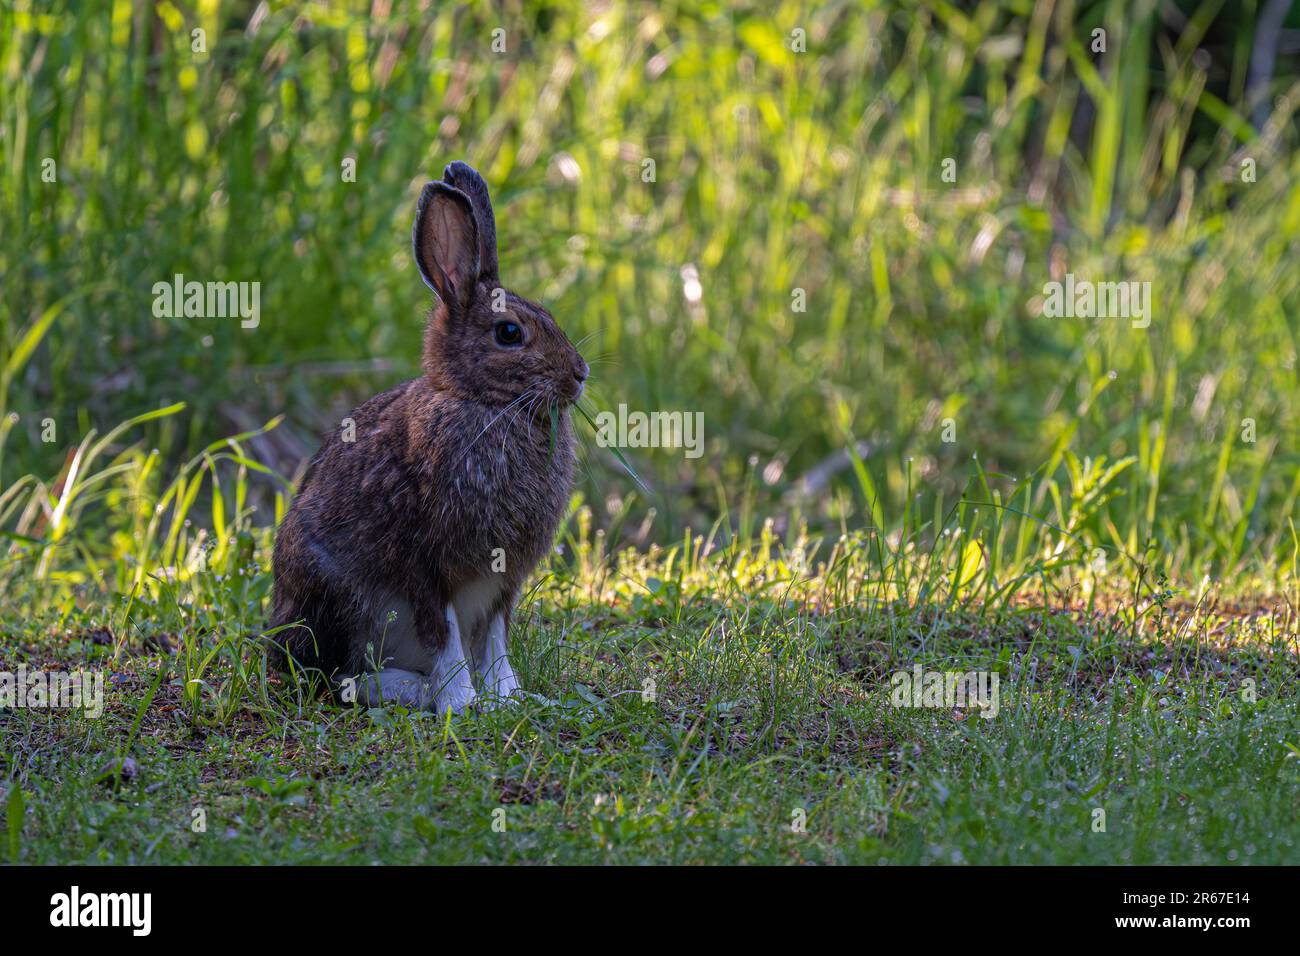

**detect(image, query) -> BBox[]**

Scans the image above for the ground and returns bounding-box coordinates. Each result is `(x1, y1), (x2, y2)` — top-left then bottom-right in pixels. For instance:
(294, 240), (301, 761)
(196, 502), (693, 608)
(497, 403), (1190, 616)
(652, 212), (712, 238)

(4, 515), (1297, 865)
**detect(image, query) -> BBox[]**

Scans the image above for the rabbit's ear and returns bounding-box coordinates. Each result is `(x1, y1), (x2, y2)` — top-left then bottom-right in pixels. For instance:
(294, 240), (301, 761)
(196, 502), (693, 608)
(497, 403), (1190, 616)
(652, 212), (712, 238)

(442, 161), (499, 282)
(412, 182), (480, 312)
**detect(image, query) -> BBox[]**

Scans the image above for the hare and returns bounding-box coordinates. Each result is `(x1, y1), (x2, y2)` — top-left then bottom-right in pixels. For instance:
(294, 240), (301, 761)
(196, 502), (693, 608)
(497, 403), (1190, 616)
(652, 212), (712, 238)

(268, 161), (587, 714)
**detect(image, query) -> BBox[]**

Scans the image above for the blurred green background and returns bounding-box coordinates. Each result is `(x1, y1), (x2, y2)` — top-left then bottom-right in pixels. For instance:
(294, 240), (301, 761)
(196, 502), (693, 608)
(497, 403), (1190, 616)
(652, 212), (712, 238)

(3, 0), (1300, 576)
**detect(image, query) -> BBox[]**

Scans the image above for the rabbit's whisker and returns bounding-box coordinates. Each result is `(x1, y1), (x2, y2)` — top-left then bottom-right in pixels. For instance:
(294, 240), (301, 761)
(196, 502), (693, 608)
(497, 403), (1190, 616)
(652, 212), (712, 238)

(454, 388), (540, 466)
(498, 388), (551, 459)
(502, 391), (543, 452)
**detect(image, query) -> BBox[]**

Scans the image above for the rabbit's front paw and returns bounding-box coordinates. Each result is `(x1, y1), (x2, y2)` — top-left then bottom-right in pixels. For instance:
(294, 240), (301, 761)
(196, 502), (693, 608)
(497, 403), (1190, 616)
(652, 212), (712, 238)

(477, 613), (522, 707)
(429, 604), (478, 715)
(480, 663), (520, 709)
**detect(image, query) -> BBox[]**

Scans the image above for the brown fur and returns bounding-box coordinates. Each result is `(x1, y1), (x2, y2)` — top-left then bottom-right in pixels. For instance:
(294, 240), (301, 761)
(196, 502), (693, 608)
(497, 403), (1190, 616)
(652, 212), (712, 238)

(269, 161), (587, 687)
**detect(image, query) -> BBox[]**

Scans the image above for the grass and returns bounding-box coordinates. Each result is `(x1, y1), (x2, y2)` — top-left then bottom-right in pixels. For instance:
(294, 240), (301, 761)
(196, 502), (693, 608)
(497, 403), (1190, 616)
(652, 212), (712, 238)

(2, 1), (1300, 864)
(4, 1), (1300, 562)
(4, 561), (1297, 864)
(1, 441), (1297, 864)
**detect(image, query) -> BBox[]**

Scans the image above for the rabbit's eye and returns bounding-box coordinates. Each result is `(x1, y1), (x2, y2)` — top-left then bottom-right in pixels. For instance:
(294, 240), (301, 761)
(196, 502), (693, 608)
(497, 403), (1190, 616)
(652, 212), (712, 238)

(494, 321), (524, 347)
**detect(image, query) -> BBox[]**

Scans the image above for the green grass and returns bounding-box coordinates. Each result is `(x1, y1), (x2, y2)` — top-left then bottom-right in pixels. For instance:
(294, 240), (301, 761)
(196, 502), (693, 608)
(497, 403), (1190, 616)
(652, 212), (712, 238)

(1, 443), (1297, 864)
(3, 542), (1297, 864)
(4, 1), (1300, 566)
(3, 1), (1300, 864)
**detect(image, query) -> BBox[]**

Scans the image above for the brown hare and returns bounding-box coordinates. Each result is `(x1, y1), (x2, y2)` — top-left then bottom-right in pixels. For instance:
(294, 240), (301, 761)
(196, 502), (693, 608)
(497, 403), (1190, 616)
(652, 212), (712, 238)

(269, 161), (587, 714)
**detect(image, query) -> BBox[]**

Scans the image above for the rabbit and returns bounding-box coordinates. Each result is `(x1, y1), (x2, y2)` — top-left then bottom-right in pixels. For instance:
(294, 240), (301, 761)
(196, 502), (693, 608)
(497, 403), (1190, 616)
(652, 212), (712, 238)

(268, 160), (588, 714)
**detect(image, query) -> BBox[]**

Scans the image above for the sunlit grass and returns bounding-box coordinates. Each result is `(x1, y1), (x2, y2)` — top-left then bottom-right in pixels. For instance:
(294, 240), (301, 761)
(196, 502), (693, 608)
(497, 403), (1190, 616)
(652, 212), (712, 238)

(1, 418), (1297, 863)
(1, 442), (1296, 863)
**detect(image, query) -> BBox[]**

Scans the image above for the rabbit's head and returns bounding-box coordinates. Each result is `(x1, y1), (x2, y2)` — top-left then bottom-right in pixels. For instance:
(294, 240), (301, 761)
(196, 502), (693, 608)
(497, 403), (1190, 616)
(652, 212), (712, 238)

(413, 161), (588, 410)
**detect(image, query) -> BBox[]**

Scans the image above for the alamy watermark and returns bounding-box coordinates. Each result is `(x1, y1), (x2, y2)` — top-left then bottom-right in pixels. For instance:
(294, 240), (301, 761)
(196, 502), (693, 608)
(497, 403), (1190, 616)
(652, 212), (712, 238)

(152, 273), (260, 328)
(50, 886), (151, 936)
(1041, 274), (1151, 329)
(594, 404), (704, 459)
(0, 665), (104, 718)
(890, 665), (999, 719)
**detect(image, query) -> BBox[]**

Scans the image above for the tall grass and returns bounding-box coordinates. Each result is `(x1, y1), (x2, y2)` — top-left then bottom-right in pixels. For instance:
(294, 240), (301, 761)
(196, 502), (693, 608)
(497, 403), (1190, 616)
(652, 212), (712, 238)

(2, 0), (1299, 577)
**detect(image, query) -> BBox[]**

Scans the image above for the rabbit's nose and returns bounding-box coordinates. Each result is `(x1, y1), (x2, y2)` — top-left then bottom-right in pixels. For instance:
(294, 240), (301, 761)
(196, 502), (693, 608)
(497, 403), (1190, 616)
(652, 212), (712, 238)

(573, 358), (589, 383)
